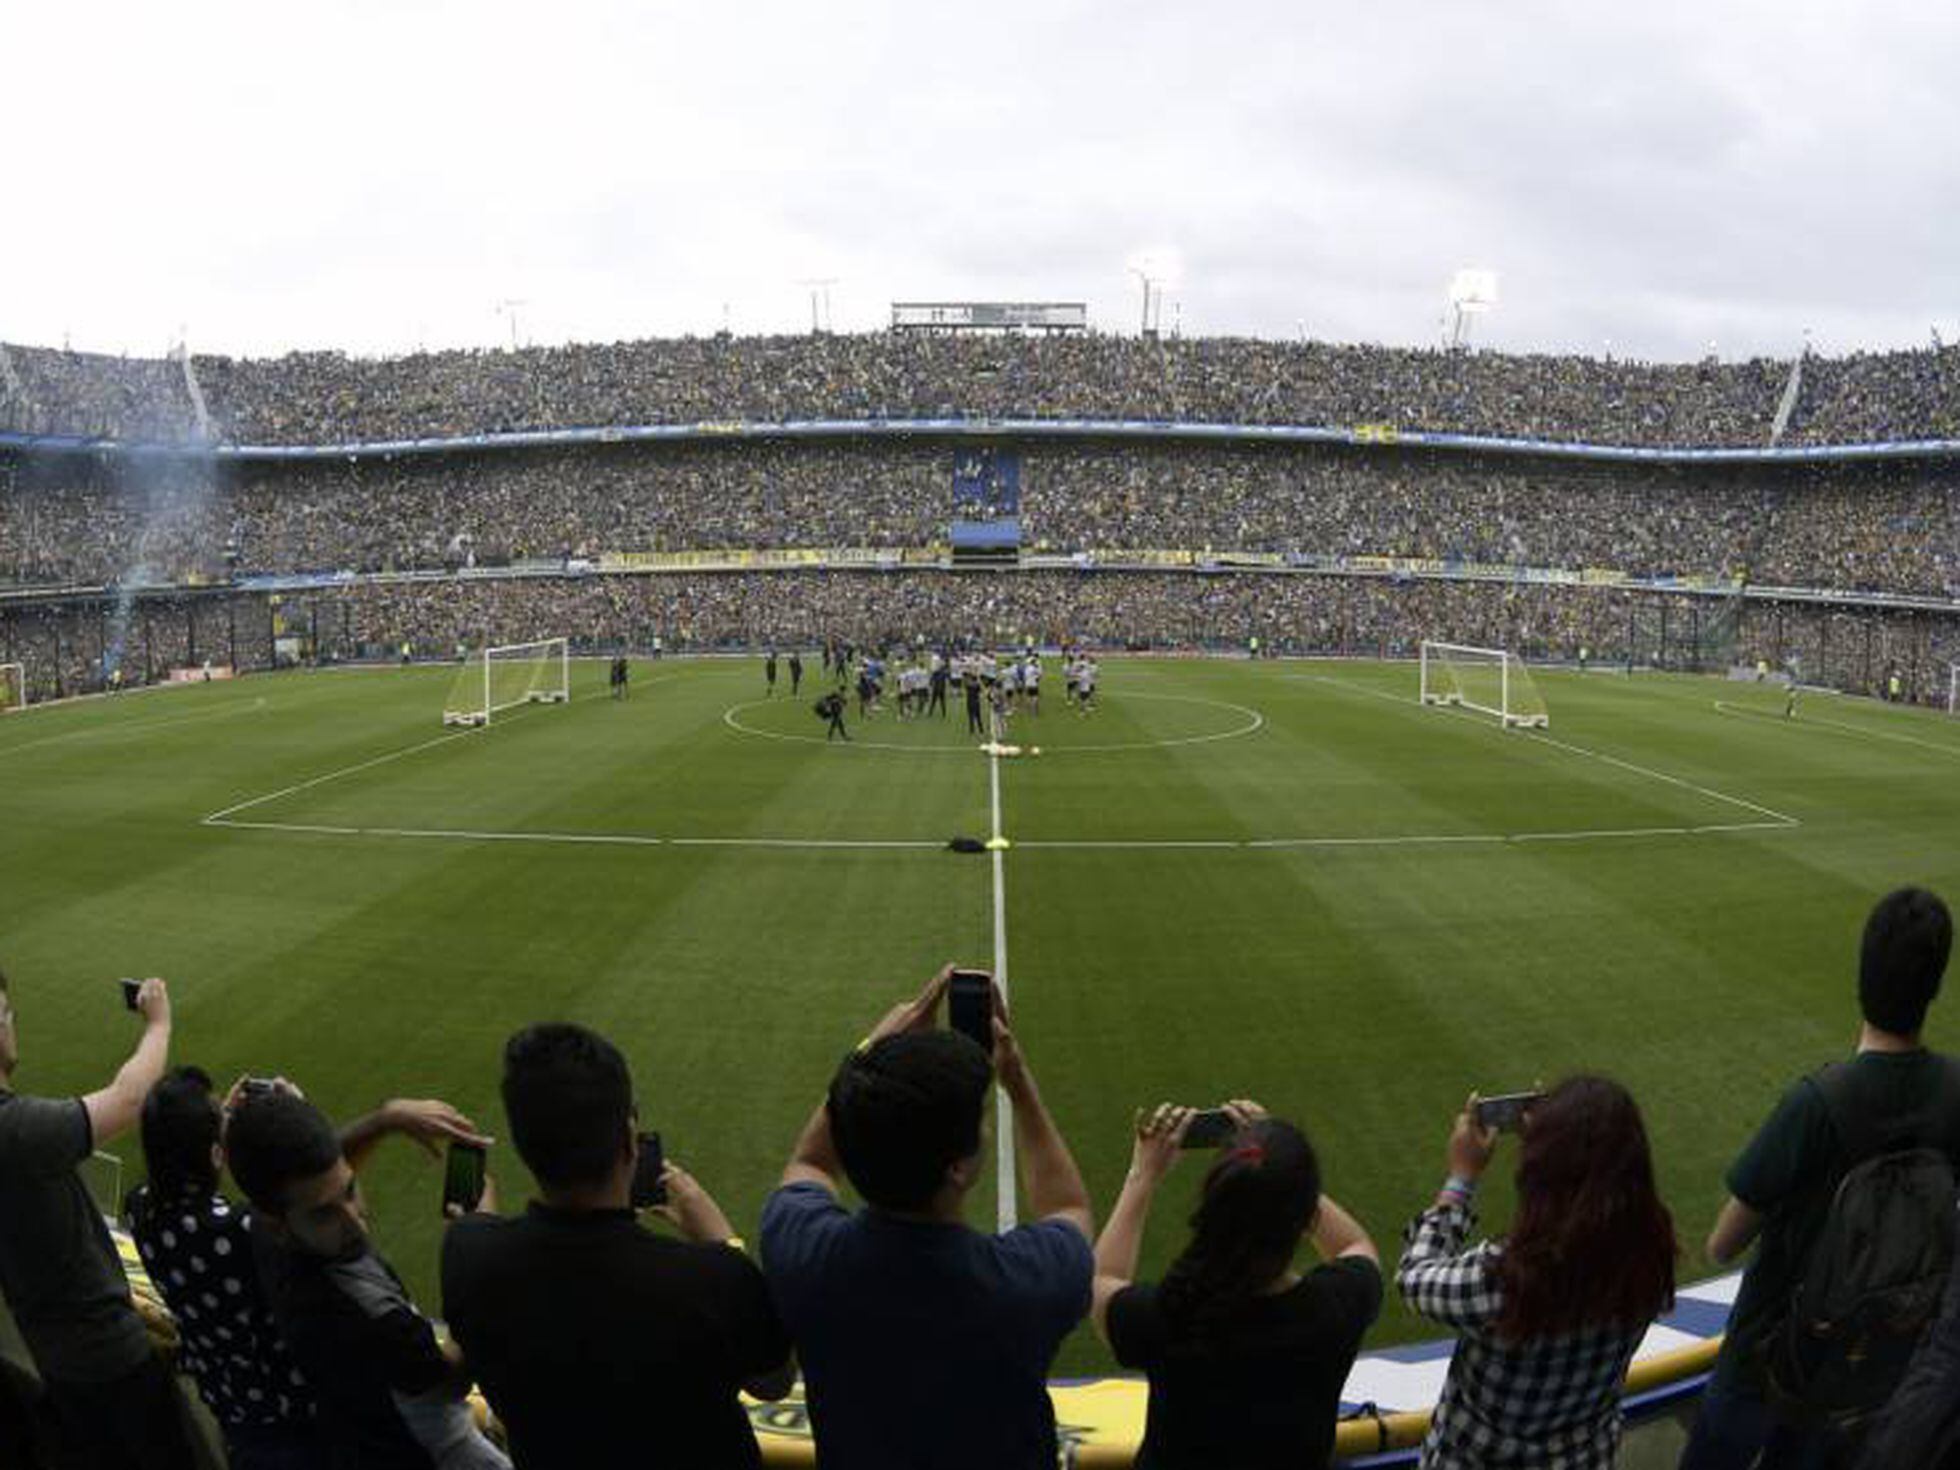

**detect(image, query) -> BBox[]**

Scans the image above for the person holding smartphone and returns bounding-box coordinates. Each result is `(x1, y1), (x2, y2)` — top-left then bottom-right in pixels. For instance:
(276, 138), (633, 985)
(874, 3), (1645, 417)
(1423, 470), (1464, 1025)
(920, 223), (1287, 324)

(762, 965), (1094, 1470)
(441, 1024), (792, 1469)
(1089, 1100), (1381, 1470)
(1397, 1078), (1677, 1470)
(0, 969), (198, 1470)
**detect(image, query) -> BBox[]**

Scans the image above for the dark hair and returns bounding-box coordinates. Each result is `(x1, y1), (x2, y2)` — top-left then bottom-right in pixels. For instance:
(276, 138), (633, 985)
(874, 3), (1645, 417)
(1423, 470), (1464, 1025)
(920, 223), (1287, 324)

(224, 1092), (343, 1216)
(1859, 888), (1952, 1036)
(827, 1031), (990, 1212)
(503, 1023), (634, 1191)
(139, 1066), (220, 1201)
(1495, 1075), (1676, 1340)
(1159, 1118), (1321, 1329)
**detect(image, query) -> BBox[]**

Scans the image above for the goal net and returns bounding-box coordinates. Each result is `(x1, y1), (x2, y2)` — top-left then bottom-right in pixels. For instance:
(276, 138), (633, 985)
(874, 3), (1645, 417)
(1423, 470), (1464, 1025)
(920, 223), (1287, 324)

(0, 663), (22, 712)
(442, 639), (570, 726)
(1419, 641), (1549, 728)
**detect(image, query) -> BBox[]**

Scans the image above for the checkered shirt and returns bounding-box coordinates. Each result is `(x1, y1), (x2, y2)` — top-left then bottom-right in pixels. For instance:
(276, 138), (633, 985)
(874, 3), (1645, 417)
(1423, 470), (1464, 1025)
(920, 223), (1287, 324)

(1396, 1201), (1645, 1470)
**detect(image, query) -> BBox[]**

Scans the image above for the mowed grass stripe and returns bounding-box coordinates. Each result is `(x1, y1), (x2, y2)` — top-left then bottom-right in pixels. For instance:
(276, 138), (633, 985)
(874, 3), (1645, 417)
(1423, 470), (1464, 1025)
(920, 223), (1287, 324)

(8, 656), (1960, 1377)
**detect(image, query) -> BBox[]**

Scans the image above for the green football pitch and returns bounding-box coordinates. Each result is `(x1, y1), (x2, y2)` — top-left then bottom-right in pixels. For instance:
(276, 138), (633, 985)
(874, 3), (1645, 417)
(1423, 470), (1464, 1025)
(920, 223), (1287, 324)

(6, 655), (1958, 1375)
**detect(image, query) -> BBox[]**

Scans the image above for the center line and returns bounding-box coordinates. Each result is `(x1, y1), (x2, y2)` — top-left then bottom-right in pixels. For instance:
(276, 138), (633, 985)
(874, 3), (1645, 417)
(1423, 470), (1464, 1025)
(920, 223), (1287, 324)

(989, 708), (1017, 1232)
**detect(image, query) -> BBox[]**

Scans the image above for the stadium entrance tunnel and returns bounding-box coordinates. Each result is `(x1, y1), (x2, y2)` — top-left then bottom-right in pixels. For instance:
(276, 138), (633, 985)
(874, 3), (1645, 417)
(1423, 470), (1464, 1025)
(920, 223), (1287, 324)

(720, 689), (1265, 754)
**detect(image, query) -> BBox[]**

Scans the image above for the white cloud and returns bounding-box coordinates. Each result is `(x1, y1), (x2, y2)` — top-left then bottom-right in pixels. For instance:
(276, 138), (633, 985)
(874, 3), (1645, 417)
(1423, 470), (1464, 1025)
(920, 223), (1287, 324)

(2, 0), (1954, 361)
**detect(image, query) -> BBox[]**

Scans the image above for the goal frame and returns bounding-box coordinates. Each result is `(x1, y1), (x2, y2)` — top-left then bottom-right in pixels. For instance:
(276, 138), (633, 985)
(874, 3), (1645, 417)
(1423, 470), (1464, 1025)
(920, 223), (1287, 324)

(1419, 640), (1548, 729)
(0, 662), (22, 712)
(1948, 663), (1959, 716)
(442, 638), (570, 727)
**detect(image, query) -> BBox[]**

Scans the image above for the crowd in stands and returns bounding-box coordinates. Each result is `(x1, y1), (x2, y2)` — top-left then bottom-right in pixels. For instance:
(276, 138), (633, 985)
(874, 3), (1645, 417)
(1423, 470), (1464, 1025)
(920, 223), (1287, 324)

(7, 570), (1960, 708)
(5, 333), (1960, 450)
(6, 440), (1960, 599)
(3, 890), (1957, 1468)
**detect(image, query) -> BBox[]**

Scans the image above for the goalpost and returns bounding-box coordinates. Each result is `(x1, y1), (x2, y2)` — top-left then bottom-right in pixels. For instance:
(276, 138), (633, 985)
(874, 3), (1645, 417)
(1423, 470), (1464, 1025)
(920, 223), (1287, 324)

(0, 663), (22, 712)
(1949, 664), (1959, 716)
(442, 639), (570, 727)
(1419, 641), (1549, 728)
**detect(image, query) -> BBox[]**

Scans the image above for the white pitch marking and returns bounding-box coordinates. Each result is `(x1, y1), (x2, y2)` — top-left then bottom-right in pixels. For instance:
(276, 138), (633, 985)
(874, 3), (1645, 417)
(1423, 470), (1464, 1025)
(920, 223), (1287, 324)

(721, 691), (1263, 755)
(1300, 674), (1800, 829)
(1713, 699), (1960, 760)
(989, 706), (1018, 1232)
(0, 696), (269, 762)
(202, 817), (950, 851)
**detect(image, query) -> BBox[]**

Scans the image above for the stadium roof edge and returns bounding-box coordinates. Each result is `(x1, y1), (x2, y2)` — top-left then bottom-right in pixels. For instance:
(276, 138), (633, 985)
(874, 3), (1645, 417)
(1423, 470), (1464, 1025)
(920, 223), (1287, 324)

(2, 419), (1958, 466)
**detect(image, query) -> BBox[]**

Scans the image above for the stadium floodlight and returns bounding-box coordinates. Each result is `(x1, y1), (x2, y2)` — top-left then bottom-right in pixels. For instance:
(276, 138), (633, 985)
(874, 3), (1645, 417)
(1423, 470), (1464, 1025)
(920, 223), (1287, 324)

(1419, 641), (1548, 729)
(0, 662), (23, 712)
(1445, 269), (1499, 349)
(442, 639), (570, 727)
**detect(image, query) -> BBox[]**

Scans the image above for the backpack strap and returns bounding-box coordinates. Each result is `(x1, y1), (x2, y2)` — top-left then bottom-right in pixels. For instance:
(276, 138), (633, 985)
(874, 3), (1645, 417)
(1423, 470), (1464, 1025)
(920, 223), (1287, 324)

(1813, 1053), (1960, 1169)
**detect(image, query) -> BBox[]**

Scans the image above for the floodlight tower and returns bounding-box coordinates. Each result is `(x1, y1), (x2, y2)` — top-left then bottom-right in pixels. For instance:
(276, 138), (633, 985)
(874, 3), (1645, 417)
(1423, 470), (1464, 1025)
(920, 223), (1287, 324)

(1129, 267), (1158, 336)
(1444, 269), (1499, 349)
(495, 299), (529, 350)
(796, 278), (838, 334)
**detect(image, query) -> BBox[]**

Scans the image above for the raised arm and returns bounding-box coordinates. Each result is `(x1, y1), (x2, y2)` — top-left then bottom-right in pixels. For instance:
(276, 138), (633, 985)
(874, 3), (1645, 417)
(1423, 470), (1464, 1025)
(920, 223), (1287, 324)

(995, 1011), (1092, 1241)
(1310, 1193), (1379, 1265)
(82, 978), (172, 1147)
(781, 966), (955, 1193)
(340, 1098), (492, 1174)
(1091, 1104), (1189, 1341)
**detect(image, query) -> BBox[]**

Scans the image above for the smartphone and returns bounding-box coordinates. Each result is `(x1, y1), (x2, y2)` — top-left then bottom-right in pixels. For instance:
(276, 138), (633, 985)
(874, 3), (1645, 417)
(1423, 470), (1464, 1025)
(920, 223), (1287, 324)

(1181, 1109), (1238, 1150)
(1474, 1091), (1544, 1133)
(947, 969), (993, 1053)
(630, 1131), (667, 1209)
(441, 1143), (486, 1217)
(119, 978), (142, 1012)
(240, 1077), (279, 1099)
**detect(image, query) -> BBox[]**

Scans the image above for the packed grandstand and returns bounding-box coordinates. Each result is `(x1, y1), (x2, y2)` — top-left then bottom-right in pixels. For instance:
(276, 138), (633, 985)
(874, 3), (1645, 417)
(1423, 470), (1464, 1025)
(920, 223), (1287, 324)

(1, 332), (1958, 708)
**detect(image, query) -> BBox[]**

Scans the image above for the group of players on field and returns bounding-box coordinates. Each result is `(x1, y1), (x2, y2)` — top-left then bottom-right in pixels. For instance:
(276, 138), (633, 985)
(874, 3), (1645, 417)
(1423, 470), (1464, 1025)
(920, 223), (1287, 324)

(770, 643), (1101, 742)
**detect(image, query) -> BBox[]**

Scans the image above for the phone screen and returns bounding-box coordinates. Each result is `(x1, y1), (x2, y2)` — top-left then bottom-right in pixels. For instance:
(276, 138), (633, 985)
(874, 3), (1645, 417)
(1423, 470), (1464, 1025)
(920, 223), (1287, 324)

(120, 978), (142, 1012)
(441, 1143), (485, 1217)
(947, 970), (993, 1053)
(1181, 1109), (1238, 1149)
(1474, 1091), (1544, 1133)
(630, 1131), (667, 1209)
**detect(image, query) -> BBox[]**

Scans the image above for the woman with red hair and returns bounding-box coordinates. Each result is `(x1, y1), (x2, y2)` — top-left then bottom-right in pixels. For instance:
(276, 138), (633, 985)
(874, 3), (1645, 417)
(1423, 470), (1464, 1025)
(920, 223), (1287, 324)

(1398, 1076), (1678, 1469)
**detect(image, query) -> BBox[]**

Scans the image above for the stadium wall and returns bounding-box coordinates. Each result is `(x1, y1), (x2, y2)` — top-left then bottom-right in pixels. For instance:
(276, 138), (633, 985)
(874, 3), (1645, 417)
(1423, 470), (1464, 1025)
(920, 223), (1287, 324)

(4, 415), (1959, 465)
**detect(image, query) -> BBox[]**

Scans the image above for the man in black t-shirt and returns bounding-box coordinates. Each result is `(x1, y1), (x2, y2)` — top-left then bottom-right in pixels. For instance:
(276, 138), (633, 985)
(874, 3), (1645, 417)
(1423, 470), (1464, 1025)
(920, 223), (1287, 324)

(225, 1087), (505, 1470)
(788, 651), (803, 695)
(444, 1024), (791, 1469)
(1683, 888), (1960, 1470)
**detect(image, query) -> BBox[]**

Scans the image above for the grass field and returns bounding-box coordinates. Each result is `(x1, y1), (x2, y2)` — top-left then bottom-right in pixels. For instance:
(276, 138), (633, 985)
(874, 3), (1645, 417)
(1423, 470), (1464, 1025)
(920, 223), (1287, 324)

(6, 654), (1959, 1377)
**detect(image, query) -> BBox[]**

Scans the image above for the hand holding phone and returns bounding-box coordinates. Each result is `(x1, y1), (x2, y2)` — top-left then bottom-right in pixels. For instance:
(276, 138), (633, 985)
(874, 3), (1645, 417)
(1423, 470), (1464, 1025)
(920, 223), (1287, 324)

(1179, 1108), (1239, 1149)
(1473, 1091), (1543, 1134)
(946, 969), (994, 1053)
(441, 1143), (486, 1218)
(630, 1132), (667, 1209)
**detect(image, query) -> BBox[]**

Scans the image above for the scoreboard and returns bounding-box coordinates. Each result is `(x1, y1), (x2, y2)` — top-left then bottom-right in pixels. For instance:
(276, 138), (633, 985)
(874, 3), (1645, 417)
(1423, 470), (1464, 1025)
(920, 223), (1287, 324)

(891, 302), (1087, 333)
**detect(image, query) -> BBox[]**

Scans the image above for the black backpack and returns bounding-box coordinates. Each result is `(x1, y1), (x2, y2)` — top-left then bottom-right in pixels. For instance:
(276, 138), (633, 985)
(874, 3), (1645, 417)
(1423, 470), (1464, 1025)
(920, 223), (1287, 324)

(1765, 1056), (1960, 1427)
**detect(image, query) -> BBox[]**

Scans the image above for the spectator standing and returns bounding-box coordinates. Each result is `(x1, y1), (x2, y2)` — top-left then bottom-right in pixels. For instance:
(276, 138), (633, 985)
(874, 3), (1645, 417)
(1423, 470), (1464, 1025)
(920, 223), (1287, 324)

(762, 967), (1094, 1470)
(1398, 1077), (1677, 1469)
(442, 1024), (791, 1468)
(224, 1087), (507, 1470)
(1090, 1099), (1381, 1470)
(0, 969), (196, 1470)
(126, 1067), (320, 1469)
(1682, 887), (1960, 1469)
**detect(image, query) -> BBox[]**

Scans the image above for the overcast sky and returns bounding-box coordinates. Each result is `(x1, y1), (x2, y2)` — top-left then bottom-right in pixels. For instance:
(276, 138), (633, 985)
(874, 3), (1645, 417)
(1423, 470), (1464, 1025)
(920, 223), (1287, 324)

(4, 0), (1955, 363)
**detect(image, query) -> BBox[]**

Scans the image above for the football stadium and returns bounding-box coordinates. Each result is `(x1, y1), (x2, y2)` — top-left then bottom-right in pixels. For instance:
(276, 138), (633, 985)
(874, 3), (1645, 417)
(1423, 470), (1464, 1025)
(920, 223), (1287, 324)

(8, 6), (1960, 1467)
(5, 333), (1960, 1466)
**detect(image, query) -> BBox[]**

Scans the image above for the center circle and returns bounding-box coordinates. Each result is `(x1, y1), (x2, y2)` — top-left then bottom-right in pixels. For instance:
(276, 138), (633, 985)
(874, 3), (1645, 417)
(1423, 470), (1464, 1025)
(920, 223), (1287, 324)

(721, 689), (1265, 754)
